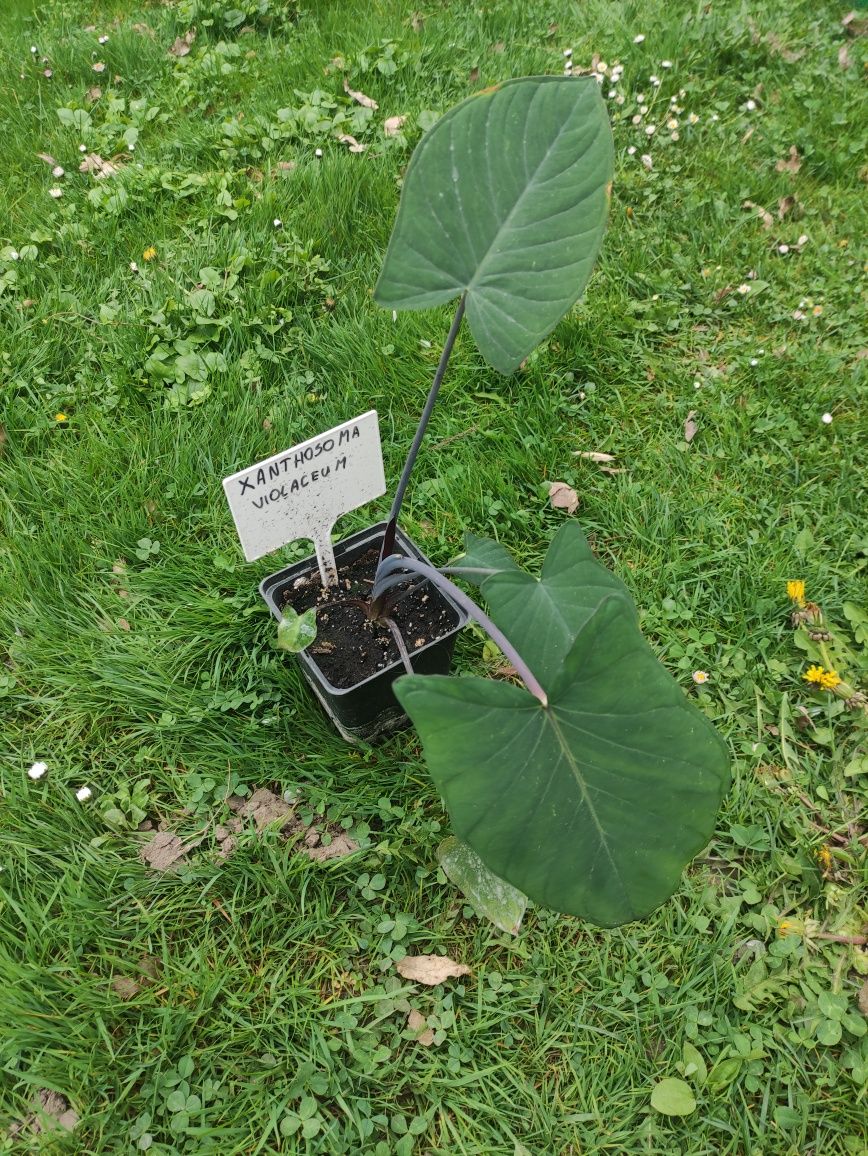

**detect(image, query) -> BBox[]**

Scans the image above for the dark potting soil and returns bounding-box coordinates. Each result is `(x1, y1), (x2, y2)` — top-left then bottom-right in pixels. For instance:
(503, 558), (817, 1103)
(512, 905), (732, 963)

(281, 547), (460, 689)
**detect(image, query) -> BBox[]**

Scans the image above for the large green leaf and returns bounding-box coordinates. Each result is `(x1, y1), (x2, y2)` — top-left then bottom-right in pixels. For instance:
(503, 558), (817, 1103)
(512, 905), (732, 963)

(374, 77), (614, 374)
(458, 524), (632, 684)
(394, 528), (730, 926)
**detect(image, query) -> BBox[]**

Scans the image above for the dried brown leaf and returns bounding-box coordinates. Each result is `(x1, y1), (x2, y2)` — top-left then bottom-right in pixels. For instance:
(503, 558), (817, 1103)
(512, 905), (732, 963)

(407, 1009), (435, 1045)
(548, 481), (579, 515)
(302, 832), (360, 861)
(169, 30), (195, 57)
(775, 146), (801, 175)
(396, 954), (471, 986)
(574, 451), (616, 463)
(86, 85), (102, 102)
(79, 153), (121, 179)
(238, 787), (294, 831)
(859, 978), (868, 1016)
(132, 22), (155, 37)
(777, 195), (796, 219)
(838, 43), (852, 69)
(276, 160), (296, 171)
(469, 66), (480, 83)
(599, 466), (627, 475)
(337, 133), (367, 153)
(37, 152), (56, 166)
(384, 115), (406, 137)
(410, 11), (424, 32)
(111, 975), (141, 1001)
(842, 10), (868, 37)
(683, 412), (698, 443)
(343, 77), (378, 110)
(138, 954), (161, 982)
(742, 199), (774, 230)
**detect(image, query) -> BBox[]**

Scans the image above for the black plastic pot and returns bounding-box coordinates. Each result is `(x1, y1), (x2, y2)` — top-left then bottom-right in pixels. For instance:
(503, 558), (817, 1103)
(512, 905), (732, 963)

(260, 522), (467, 743)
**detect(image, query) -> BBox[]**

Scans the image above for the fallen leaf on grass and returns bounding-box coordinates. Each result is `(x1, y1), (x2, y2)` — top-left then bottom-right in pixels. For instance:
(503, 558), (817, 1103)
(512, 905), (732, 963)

(396, 954), (470, 986)
(775, 146), (801, 174)
(237, 788), (294, 831)
(111, 975), (141, 1000)
(778, 195), (796, 219)
(337, 133), (367, 153)
(86, 86), (102, 102)
(651, 1077), (696, 1117)
(742, 199), (774, 230)
(301, 832), (359, 861)
(169, 31), (195, 57)
(859, 978), (868, 1016)
(684, 412), (698, 443)
(384, 115), (406, 137)
(276, 160), (296, 172)
(574, 451), (616, 463)
(469, 66), (480, 83)
(548, 481), (579, 515)
(36, 152), (56, 166)
(79, 153), (121, 179)
(842, 10), (868, 37)
(411, 11), (424, 32)
(343, 78), (378, 109)
(407, 1009), (435, 1046)
(139, 830), (202, 872)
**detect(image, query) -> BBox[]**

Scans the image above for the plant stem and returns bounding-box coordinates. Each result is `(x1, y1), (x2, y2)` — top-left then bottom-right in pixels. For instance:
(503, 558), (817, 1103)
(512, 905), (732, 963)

(373, 556), (548, 707)
(379, 294), (466, 562)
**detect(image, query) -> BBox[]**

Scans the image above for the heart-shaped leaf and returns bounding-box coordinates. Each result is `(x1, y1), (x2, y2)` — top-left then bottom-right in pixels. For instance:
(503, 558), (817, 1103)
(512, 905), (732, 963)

(374, 77), (614, 374)
(394, 526), (730, 926)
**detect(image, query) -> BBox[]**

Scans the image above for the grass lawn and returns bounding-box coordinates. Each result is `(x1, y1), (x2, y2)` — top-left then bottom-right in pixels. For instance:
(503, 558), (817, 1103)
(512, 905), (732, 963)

(1, 0), (866, 1152)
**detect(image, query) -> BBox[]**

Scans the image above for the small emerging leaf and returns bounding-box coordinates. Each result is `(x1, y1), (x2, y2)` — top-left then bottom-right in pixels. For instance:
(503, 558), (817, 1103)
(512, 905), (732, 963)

(277, 607), (318, 652)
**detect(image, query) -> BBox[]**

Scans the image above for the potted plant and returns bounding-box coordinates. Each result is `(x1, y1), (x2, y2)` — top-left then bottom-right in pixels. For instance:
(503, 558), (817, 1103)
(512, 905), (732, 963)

(262, 76), (730, 926)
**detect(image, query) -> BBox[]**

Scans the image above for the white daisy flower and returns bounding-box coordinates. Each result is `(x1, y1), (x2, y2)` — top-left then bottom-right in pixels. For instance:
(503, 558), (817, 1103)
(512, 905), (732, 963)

(75, 786), (92, 802)
(28, 762), (48, 780)
(634, 34), (646, 44)
(821, 413), (833, 424)
(49, 187), (63, 198)
(692, 671), (709, 684)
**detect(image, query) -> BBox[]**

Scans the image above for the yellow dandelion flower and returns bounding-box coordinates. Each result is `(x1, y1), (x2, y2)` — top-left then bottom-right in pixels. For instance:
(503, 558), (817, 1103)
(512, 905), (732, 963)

(142, 246), (157, 261)
(786, 579), (805, 606)
(815, 846), (832, 871)
(55, 412), (68, 422)
(819, 669), (841, 690)
(803, 665), (826, 686)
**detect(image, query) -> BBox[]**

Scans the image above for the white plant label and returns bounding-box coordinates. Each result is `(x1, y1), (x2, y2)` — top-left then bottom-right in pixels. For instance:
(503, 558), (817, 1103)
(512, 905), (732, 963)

(222, 410), (386, 586)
